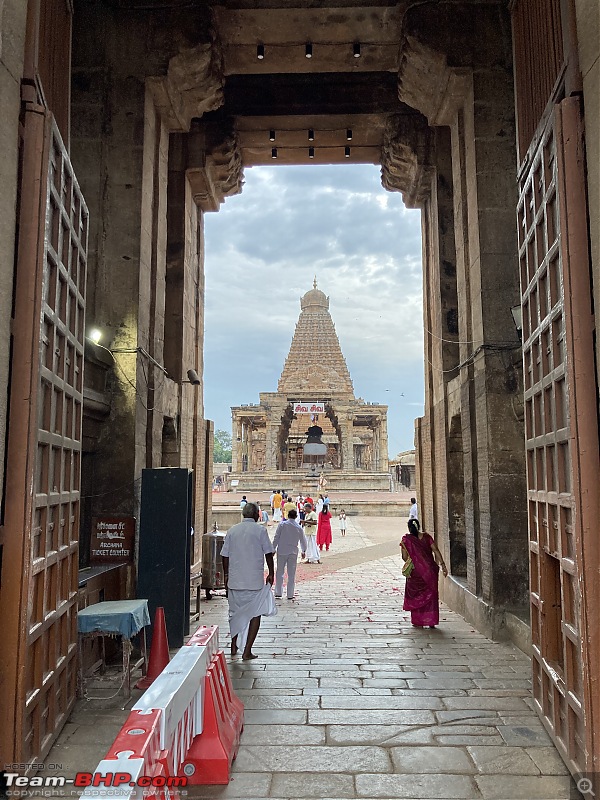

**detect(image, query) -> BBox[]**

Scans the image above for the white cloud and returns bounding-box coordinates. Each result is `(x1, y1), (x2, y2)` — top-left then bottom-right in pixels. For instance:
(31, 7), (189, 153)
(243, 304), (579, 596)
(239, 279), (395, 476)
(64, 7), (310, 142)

(204, 164), (425, 456)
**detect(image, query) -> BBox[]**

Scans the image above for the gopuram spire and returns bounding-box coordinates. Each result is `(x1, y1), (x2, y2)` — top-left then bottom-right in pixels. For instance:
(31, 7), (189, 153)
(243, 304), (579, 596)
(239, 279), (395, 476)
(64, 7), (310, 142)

(277, 283), (354, 396)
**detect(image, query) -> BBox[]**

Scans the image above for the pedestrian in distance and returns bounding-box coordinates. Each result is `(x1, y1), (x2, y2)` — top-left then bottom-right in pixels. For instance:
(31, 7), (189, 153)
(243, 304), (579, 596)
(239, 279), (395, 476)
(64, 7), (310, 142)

(338, 509), (347, 536)
(221, 502), (276, 660)
(283, 496), (296, 520)
(256, 502), (269, 525)
(240, 495), (247, 509)
(400, 518), (447, 628)
(301, 502), (320, 563)
(272, 489), (283, 522)
(273, 509), (307, 600)
(317, 504), (332, 552)
(316, 494), (324, 514)
(409, 497), (418, 520)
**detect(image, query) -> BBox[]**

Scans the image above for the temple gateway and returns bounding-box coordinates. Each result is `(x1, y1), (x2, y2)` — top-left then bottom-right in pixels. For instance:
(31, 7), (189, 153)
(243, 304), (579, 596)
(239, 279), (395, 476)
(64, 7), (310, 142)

(230, 282), (389, 492)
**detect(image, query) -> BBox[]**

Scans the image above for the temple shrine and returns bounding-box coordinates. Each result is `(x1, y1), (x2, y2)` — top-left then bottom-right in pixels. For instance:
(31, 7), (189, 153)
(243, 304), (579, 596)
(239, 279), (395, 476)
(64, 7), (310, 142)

(230, 282), (389, 491)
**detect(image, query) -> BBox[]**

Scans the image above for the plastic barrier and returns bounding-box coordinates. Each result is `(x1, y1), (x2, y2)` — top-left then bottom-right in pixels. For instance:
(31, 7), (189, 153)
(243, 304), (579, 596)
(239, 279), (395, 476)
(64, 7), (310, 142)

(84, 623), (244, 789)
(185, 624), (219, 660)
(80, 709), (179, 800)
(180, 651), (244, 784)
(133, 646), (208, 776)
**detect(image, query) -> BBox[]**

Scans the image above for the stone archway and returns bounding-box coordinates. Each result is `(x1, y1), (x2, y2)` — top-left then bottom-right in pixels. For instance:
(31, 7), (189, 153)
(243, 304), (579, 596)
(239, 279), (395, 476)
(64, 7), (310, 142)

(10, 0), (592, 778)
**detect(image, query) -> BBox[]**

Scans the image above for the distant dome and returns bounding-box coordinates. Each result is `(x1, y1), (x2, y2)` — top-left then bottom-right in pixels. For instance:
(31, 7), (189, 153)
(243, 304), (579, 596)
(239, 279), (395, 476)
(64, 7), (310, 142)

(301, 279), (329, 312)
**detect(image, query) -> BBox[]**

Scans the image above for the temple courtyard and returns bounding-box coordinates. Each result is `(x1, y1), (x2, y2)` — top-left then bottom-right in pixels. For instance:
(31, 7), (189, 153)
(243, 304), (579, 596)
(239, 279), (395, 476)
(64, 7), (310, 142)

(30, 515), (580, 799)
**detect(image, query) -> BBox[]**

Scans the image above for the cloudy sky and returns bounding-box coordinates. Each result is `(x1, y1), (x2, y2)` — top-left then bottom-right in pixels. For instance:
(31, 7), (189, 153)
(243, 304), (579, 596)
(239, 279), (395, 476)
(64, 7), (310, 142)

(203, 163), (424, 457)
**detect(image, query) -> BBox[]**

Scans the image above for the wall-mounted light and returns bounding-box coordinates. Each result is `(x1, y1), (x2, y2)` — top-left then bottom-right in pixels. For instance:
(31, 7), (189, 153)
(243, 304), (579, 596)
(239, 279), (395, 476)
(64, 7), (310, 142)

(345, 146), (351, 158)
(184, 369), (201, 386)
(346, 129), (353, 141)
(510, 304), (523, 339)
(308, 129), (315, 141)
(271, 147), (278, 159)
(269, 130), (276, 142)
(257, 44), (265, 60)
(305, 42), (313, 59)
(309, 147), (315, 158)
(353, 42), (361, 58)
(89, 328), (102, 344)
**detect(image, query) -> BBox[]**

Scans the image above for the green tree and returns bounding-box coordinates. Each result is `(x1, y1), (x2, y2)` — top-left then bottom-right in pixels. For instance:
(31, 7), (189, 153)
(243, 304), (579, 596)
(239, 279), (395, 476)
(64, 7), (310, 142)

(213, 429), (232, 463)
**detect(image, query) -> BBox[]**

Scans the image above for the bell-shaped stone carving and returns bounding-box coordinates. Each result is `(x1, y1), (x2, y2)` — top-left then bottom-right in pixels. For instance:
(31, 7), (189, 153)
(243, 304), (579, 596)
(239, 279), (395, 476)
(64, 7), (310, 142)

(304, 424), (327, 456)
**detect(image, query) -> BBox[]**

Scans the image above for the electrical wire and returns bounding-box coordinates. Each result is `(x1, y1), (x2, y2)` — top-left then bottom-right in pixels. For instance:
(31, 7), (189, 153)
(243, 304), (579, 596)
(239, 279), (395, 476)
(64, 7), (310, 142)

(425, 342), (522, 374)
(423, 325), (521, 348)
(80, 476), (142, 500)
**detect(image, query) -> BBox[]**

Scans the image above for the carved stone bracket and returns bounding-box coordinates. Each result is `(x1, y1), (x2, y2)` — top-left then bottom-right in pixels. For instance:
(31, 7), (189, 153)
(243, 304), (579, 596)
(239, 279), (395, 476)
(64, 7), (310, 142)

(398, 36), (471, 126)
(147, 33), (225, 132)
(186, 123), (244, 211)
(380, 114), (434, 207)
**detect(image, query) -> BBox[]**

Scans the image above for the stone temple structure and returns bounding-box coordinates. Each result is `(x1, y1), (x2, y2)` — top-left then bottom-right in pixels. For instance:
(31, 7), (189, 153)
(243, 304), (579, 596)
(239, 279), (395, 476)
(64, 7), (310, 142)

(230, 282), (389, 492)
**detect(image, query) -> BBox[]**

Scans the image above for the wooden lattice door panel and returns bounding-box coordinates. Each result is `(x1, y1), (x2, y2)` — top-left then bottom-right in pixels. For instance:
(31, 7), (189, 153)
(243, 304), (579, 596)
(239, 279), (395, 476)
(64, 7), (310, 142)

(23, 118), (88, 762)
(519, 103), (596, 775)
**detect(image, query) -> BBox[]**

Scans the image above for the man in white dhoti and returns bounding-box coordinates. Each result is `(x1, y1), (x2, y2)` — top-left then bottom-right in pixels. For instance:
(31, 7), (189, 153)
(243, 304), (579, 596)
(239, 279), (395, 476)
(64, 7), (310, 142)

(221, 503), (276, 660)
(273, 508), (307, 600)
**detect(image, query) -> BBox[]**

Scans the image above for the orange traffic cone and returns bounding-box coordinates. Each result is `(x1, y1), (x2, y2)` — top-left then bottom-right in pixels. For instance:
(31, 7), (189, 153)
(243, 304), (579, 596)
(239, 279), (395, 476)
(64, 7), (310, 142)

(136, 607), (170, 689)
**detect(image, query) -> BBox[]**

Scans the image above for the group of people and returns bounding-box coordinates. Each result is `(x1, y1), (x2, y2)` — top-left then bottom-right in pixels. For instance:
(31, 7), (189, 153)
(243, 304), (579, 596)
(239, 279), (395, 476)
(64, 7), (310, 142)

(221, 493), (449, 661)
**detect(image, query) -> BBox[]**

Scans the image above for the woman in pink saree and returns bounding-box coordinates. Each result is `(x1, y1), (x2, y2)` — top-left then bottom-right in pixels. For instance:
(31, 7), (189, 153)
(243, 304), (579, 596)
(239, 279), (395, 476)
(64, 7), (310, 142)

(317, 507), (332, 551)
(401, 519), (448, 627)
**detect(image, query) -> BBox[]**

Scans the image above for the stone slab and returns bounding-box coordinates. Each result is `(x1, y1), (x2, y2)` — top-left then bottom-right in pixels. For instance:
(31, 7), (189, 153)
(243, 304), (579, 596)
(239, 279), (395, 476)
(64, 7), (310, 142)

(184, 772), (272, 797)
(243, 710), (308, 724)
(270, 773), (355, 797)
(467, 745), (540, 775)
(498, 724), (555, 747)
(390, 745), (475, 774)
(241, 724), (326, 745)
(234, 745), (391, 773)
(308, 710), (436, 725)
(475, 774), (574, 799)
(253, 677), (319, 688)
(319, 696), (443, 710)
(355, 773), (478, 798)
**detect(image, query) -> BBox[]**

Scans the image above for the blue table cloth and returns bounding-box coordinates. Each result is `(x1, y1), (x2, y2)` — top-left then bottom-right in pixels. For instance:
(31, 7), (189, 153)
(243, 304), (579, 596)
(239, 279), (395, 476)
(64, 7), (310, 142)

(78, 600), (150, 638)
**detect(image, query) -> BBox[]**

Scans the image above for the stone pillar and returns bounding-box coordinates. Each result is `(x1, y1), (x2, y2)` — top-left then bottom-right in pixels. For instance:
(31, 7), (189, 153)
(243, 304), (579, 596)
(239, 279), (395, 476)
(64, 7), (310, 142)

(379, 416), (389, 472)
(265, 420), (277, 470)
(341, 415), (354, 471)
(232, 415), (242, 472)
(398, 5), (527, 609)
(246, 425), (253, 472)
(373, 424), (380, 472)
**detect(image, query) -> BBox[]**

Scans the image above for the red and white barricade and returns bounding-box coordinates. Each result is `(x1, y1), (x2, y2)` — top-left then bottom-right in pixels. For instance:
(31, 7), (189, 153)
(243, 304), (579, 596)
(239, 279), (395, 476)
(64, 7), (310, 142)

(80, 709), (180, 800)
(84, 623), (244, 790)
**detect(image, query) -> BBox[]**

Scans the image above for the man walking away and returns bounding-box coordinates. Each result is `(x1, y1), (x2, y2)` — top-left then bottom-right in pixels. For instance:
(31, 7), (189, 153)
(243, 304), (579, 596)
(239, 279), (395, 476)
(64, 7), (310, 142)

(409, 497), (418, 520)
(273, 509), (307, 600)
(221, 502), (276, 660)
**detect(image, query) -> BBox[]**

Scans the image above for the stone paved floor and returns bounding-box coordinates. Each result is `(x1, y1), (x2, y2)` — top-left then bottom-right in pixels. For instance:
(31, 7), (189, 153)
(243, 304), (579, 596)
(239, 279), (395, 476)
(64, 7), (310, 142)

(29, 516), (579, 799)
(192, 517), (576, 800)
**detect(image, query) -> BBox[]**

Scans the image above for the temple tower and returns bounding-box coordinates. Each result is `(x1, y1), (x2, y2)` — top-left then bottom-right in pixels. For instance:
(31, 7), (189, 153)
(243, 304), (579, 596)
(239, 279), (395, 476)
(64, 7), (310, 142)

(231, 282), (389, 492)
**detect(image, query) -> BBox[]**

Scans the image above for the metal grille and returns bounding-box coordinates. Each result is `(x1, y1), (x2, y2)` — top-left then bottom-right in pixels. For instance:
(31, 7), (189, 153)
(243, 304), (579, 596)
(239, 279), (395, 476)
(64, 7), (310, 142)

(23, 119), (88, 761)
(518, 116), (585, 772)
(511, 0), (564, 163)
